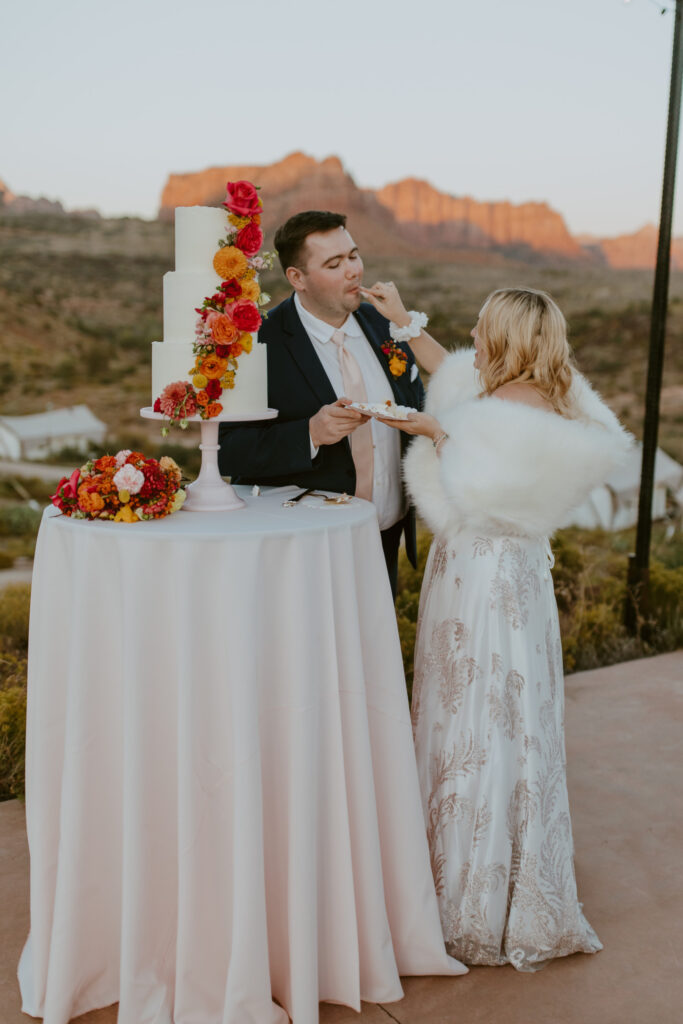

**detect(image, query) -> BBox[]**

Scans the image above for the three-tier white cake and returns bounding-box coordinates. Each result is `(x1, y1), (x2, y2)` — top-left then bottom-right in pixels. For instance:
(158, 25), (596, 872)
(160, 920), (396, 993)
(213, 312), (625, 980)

(151, 206), (268, 413)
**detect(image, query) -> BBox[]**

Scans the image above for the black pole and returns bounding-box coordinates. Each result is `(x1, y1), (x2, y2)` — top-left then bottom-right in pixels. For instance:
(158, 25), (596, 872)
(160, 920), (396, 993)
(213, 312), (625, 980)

(626, 0), (683, 633)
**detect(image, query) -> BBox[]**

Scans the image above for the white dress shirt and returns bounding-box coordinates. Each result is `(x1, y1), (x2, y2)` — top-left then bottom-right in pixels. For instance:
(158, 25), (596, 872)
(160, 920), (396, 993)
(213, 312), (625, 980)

(294, 293), (406, 531)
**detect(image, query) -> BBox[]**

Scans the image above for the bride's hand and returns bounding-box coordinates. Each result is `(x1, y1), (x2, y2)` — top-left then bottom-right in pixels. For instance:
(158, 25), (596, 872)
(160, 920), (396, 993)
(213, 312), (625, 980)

(376, 411), (443, 438)
(358, 281), (411, 327)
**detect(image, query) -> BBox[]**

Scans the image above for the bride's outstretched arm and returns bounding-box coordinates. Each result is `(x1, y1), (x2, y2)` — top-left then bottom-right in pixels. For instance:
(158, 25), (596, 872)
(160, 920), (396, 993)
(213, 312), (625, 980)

(359, 282), (447, 375)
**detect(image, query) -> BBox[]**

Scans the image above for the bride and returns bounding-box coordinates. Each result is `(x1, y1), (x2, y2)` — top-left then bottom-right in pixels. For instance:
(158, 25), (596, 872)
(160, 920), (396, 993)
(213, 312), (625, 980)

(359, 282), (632, 971)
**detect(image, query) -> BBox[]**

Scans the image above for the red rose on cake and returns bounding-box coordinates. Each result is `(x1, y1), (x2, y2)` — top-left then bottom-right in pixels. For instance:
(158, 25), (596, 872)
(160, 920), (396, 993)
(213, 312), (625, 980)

(229, 299), (262, 333)
(205, 377), (222, 400)
(223, 180), (260, 217)
(220, 278), (242, 299)
(235, 222), (263, 257)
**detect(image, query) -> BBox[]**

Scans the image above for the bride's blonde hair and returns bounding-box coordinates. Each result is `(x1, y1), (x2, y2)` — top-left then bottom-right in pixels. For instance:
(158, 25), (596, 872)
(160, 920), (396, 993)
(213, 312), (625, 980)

(476, 287), (574, 415)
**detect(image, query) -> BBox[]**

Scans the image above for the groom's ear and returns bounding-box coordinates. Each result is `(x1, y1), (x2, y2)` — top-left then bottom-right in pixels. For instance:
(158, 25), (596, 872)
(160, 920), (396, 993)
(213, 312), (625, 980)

(286, 265), (305, 292)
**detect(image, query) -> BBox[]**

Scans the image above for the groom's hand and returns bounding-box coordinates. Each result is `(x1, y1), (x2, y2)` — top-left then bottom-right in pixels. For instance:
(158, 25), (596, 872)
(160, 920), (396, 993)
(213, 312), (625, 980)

(309, 399), (369, 447)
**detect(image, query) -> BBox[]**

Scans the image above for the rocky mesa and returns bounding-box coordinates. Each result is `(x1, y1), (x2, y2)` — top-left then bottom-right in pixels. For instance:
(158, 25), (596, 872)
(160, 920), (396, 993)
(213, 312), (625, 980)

(159, 152), (586, 263)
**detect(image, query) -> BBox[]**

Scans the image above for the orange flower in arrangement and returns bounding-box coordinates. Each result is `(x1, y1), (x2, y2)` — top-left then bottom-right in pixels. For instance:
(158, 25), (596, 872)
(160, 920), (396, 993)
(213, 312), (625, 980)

(240, 278), (260, 303)
(389, 355), (406, 377)
(94, 455), (117, 471)
(228, 342), (243, 359)
(200, 354), (229, 379)
(77, 482), (105, 514)
(196, 390), (210, 407)
(213, 245), (248, 280)
(241, 267), (256, 281)
(206, 402), (223, 418)
(207, 312), (240, 344)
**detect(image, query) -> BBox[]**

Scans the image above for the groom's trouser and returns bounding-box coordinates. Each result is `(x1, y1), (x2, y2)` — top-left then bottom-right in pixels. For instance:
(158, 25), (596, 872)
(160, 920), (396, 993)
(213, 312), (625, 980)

(380, 519), (404, 600)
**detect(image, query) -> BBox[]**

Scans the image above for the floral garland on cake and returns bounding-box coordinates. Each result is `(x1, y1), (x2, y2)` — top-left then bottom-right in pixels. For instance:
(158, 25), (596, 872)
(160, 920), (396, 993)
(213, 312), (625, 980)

(50, 451), (186, 522)
(154, 180), (273, 432)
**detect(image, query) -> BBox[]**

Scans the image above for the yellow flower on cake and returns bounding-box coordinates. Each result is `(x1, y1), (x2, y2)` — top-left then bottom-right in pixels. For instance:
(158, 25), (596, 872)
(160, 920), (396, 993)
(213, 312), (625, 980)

(220, 370), (236, 389)
(228, 213), (251, 229)
(240, 333), (253, 353)
(240, 279), (260, 303)
(192, 373), (208, 389)
(200, 355), (229, 379)
(213, 246), (248, 280)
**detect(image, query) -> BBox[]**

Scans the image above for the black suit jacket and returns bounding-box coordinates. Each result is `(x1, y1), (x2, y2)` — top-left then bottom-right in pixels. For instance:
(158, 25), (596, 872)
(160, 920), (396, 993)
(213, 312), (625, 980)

(218, 295), (425, 566)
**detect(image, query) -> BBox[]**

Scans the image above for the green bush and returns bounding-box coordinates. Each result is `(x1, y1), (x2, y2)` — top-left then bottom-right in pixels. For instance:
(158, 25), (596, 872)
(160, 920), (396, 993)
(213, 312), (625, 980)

(0, 584), (31, 652)
(0, 505), (42, 538)
(0, 653), (27, 801)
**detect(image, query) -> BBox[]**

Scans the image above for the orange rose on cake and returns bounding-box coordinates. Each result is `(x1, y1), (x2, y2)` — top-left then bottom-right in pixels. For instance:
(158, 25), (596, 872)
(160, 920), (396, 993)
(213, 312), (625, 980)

(206, 311), (240, 345)
(200, 354), (229, 379)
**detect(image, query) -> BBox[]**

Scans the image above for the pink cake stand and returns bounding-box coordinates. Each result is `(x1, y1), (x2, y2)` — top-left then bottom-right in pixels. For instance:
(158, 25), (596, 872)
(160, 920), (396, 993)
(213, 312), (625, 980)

(140, 407), (277, 512)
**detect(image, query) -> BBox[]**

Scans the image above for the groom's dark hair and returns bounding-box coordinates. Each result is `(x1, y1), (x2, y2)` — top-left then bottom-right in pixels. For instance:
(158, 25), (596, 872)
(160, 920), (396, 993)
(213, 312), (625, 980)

(275, 211), (347, 272)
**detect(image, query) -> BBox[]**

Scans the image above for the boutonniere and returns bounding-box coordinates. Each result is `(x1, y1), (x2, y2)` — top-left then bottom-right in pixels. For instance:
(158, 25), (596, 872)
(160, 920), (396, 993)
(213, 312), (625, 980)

(380, 339), (408, 378)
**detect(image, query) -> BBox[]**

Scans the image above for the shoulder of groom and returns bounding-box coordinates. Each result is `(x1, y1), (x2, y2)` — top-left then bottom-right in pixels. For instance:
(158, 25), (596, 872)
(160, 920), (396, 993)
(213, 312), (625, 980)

(259, 295), (294, 341)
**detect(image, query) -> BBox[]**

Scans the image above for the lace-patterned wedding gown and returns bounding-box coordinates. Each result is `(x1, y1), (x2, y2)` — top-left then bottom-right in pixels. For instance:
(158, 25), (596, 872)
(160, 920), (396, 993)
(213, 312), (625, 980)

(411, 530), (602, 971)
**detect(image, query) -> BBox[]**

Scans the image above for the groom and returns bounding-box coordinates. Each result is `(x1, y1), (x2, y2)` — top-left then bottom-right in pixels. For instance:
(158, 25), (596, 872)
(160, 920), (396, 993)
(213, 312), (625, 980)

(217, 210), (425, 594)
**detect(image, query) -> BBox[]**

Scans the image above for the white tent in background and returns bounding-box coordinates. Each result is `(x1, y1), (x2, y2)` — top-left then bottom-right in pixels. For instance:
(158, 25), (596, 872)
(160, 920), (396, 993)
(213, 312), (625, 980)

(564, 444), (683, 531)
(0, 405), (107, 461)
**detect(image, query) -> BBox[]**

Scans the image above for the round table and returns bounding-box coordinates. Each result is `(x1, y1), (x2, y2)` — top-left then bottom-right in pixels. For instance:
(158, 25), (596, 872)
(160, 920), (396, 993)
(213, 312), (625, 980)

(19, 489), (463, 1024)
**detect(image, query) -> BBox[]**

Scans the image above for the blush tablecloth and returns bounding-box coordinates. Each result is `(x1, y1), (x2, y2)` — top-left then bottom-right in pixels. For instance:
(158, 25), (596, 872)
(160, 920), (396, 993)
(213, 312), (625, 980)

(19, 489), (464, 1024)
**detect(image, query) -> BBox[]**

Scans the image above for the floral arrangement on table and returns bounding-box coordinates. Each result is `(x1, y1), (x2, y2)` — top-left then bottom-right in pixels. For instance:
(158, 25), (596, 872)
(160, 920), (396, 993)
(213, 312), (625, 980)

(154, 180), (274, 432)
(50, 450), (186, 522)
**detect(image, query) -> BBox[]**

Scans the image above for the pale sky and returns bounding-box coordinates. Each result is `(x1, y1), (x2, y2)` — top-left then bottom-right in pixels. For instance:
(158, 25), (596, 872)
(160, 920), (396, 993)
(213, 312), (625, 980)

(1, 0), (679, 237)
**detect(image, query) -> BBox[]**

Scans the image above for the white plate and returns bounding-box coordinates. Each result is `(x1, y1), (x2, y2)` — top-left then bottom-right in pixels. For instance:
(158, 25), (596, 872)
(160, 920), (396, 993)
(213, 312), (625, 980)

(346, 401), (417, 421)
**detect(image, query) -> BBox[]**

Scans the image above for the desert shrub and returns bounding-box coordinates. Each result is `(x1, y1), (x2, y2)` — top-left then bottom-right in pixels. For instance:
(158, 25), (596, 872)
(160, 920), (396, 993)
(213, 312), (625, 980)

(649, 562), (683, 646)
(0, 653), (27, 801)
(0, 584), (31, 652)
(0, 506), (42, 538)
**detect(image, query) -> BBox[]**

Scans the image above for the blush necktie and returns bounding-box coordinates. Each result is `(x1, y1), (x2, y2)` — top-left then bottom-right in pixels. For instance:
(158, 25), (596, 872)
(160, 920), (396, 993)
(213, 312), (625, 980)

(331, 329), (374, 501)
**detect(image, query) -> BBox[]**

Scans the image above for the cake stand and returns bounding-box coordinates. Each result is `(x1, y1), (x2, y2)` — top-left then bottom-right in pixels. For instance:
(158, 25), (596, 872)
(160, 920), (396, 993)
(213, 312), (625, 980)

(140, 407), (277, 512)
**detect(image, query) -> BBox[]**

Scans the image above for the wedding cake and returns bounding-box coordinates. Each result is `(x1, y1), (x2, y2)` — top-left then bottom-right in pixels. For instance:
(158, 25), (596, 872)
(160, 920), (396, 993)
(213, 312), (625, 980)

(151, 188), (271, 423)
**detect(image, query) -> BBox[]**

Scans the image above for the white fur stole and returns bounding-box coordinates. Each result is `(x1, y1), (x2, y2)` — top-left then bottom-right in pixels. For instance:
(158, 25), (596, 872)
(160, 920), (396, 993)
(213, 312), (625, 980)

(403, 348), (634, 539)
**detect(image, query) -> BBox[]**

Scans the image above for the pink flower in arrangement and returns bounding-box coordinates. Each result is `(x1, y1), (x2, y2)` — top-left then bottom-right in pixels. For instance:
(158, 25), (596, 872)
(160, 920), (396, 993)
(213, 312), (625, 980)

(235, 222), (263, 257)
(158, 381), (198, 419)
(115, 449), (132, 467)
(113, 463), (145, 495)
(223, 180), (260, 217)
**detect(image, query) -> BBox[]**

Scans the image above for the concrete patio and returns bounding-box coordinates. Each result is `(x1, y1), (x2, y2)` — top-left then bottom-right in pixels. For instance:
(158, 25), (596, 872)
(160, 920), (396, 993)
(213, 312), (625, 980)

(1, 650), (681, 1024)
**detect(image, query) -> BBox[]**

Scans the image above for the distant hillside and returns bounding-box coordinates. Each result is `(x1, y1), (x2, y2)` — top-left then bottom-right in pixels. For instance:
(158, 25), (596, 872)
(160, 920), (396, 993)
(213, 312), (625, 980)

(158, 151), (683, 268)
(1, 208), (683, 463)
